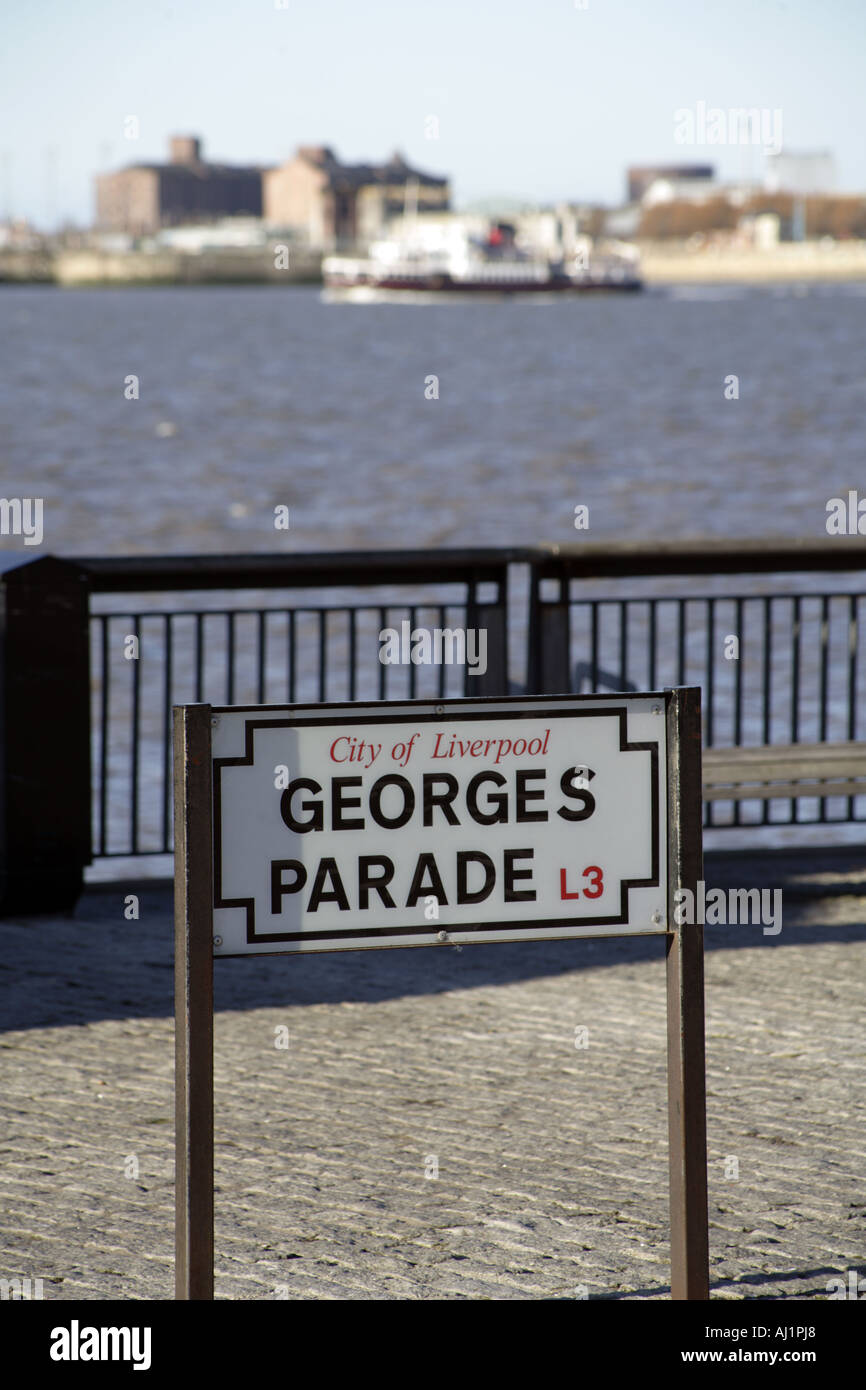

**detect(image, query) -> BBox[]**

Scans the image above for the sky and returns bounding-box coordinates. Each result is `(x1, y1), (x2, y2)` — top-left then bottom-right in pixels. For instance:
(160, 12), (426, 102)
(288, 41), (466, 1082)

(2, 0), (865, 228)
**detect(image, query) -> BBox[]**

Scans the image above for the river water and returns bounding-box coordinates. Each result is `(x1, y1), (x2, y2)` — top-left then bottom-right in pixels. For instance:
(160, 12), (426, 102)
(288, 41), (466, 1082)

(1, 282), (864, 869)
(3, 281), (864, 554)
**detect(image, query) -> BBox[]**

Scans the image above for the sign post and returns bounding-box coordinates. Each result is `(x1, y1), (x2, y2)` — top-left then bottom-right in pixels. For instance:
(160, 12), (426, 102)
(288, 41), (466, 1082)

(665, 687), (709, 1300)
(173, 703), (214, 1301)
(174, 690), (708, 1300)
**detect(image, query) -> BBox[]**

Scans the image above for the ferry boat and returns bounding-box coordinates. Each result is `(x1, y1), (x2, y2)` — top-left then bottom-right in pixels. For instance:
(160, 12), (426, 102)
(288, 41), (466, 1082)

(322, 220), (642, 299)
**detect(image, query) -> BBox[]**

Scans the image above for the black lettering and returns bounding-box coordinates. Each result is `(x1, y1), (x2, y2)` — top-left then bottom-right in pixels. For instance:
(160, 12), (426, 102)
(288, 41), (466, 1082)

(405, 852), (448, 907)
(331, 776), (365, 830)
(280, 778), (324, 833)
(456, 851), (495, 905)
(422, 772), (460, 826)
(358, 855), (396, 909)
(515, 768), (547, 822)
(504, 848), (535, 902)
(271, 859), (306, 912)
(466, 770), (508, 825)
(308, 857), (350, 912)
(369, 774), (415, 829)
(557, 766), (596, 822)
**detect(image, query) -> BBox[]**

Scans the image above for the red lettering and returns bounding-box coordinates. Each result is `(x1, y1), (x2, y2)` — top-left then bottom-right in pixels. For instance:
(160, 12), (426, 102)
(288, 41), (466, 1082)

(583, 865), (604, 898)
(560, 868), (580, 900)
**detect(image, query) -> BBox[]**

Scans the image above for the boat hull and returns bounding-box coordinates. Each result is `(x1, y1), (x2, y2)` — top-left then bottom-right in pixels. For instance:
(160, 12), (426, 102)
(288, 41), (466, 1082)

(323, 272), (643, 295)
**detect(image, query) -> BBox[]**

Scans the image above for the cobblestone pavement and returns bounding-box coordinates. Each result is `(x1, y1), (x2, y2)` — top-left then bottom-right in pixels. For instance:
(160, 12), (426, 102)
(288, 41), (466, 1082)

(1, 850), (864, 1301)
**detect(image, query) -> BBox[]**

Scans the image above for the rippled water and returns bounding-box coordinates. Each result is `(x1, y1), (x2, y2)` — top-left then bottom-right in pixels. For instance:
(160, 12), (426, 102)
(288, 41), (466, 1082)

(1, 282), (864, 870)
(2, 281), (864, 555)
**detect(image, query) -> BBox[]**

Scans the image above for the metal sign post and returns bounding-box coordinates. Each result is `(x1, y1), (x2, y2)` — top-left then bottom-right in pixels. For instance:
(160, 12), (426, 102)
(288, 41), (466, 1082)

(173, 690), (708, 1300)
(665, 687), (709, 1300)
(174, 703), (215, 1301)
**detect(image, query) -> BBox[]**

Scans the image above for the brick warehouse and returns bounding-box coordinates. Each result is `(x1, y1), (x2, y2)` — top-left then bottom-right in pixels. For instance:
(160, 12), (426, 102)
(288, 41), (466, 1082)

(264, 145), (450, 249)
(95, 136), (263, 236)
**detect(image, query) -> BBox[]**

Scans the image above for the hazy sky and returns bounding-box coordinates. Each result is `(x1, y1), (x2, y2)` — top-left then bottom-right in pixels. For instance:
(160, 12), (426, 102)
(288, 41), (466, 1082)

(2, 0), (864, 227)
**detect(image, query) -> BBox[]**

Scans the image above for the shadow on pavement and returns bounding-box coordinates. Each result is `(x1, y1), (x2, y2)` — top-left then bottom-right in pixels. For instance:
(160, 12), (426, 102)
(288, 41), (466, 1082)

(602, 1264), (843, 1300)
(1, 848), (863, 1032)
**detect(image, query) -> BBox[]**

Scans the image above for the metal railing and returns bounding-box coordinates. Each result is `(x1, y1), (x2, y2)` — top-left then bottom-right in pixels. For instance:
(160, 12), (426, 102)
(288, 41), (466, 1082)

(91, 597), (494, 857)
(527, 539), (866, 830)
(1, 538), (864, 912)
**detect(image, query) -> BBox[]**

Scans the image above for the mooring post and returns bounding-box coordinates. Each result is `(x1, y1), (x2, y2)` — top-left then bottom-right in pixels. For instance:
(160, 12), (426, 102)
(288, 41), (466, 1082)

(174, 703), (215, 1300)
(665, 685), (709, 1299)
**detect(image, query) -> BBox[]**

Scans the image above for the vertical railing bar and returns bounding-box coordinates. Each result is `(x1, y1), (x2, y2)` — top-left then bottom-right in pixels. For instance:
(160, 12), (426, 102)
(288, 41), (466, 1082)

(348, 607), (357, 702)
(99, 616), (110, 857)
(195, 613), (204, 703)
(619, 600), (627, 691)
(790, 596), (801, 823)
(226, 612), (235, 706)
(130, 615), (141, 856)
(408, 605), (417, 699)
(590, 602), (599, 692)
(319, 610), (327, 703)
(819, 595), (829, 822)
(439, 605), (447, 697)
(732, 598), (744, 828)
(677, 599), (686, 687)
(705, 599), (715, 829)
(648, 599), (657, 690)
(705, 598), (715, 748)
(163, 613), (173, 852)
(847, 595), (857, 823)
(819, 595), (830, 742)
(287, 609), (296, 703)
(762, 596), (772, 825)
(762, 597), (772, 746)
(257, 610), (266, 704)
(733, 598), (744, 747)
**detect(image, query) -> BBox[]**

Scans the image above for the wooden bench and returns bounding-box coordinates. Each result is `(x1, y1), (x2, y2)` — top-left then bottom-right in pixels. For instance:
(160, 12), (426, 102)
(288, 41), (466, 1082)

(702, 741), (866, 802)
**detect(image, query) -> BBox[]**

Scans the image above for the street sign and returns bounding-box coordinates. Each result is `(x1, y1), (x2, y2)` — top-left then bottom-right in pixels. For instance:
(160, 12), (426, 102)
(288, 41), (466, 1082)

(211, 694), (667, 955)
(173, 688), (708, 1302)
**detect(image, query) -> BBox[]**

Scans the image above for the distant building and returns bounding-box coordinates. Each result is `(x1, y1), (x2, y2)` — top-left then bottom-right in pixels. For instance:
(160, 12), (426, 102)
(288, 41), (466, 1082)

(155, 217), (268, 252)
(764, 151), (836, 195)
(264, 146), (449, 249)
(627, 164), (714, 203)
(95, 136), (263, 235)
(641, 176), (720, 206)
(641, 175), (759, 208)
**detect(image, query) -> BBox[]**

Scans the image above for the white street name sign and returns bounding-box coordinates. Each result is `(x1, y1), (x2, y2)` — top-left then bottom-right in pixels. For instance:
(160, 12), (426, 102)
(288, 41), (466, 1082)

(210, 695), (667, 954)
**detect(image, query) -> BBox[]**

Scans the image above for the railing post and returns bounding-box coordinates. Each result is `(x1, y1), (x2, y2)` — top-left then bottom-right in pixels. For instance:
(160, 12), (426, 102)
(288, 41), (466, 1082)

(528, 564), (571, 694)
(465, 570), (509, 695)
(0, 556), (92, 915)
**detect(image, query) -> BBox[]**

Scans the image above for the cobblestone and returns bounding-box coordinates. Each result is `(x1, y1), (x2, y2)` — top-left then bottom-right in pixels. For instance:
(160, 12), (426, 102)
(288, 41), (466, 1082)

(0, 849), (863, 1300)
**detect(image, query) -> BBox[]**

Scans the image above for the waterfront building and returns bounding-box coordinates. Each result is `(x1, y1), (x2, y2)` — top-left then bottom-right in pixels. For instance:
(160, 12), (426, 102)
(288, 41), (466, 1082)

(263, 145), (449, 250)
(95, 136), (263, 236)
(627, 164), (715, 203)
(764, 150), (837, 195)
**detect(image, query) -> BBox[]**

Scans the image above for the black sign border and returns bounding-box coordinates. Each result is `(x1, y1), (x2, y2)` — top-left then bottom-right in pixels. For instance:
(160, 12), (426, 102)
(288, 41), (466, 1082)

(213, 698), (661, 948)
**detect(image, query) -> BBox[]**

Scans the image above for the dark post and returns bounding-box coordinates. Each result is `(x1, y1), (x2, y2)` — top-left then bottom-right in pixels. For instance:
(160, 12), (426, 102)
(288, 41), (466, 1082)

(174, 703), (214, 1300)
(664, 685), (709, 1299)
(0, 556), (91, 915)
(465, 570), (509, 695)
(528, 567), (571, 694)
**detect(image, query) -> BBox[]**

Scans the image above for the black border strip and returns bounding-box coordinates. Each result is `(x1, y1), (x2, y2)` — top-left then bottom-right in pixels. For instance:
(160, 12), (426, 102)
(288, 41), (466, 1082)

(212, 698), (663, 946)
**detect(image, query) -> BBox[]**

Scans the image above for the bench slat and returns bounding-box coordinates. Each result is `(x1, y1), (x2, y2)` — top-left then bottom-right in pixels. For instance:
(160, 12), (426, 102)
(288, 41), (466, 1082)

(703, 741), (866, 786)
(701, 740), (866, 801)
(704, 779), (866, 802)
